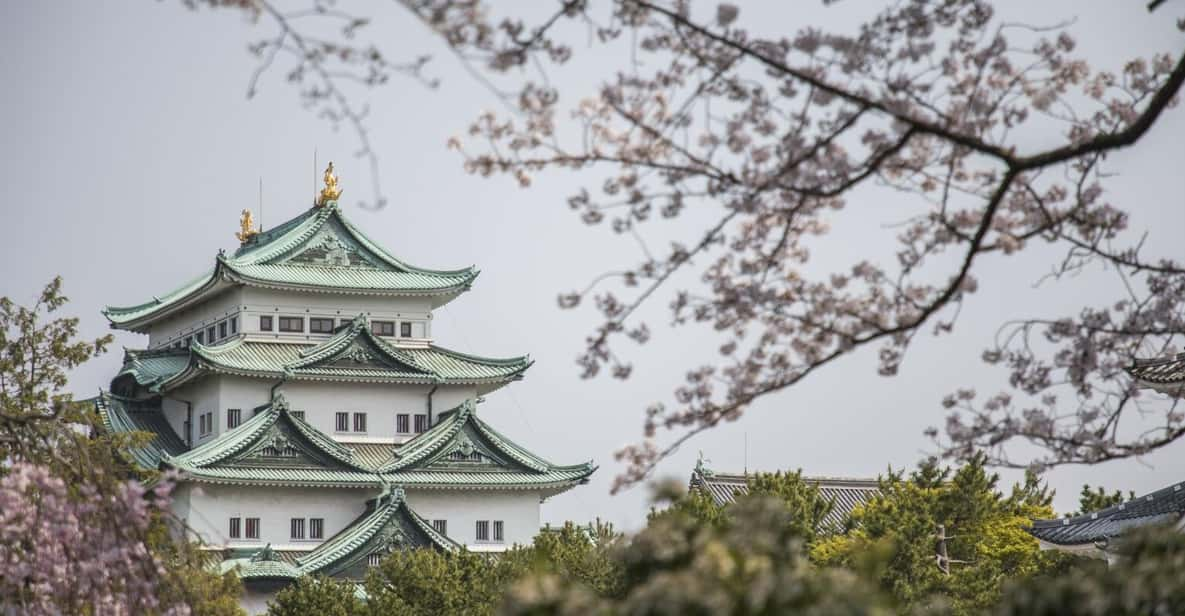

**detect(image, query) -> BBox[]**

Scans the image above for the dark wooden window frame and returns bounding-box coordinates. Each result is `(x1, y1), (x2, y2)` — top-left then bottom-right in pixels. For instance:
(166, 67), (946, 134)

(278, 316), (304, 332)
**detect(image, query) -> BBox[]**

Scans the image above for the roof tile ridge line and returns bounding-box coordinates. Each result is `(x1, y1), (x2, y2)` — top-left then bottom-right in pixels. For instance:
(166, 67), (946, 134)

(288, 316), (437, 377)
(334, 207), (478, 277)
(424, 342), (533, 367)
(233, 205), (330, 266)
(1129, 352), (1185, 368)
(399, 495), (463, 551)
(293, 317), (365, 362)
(469, 414), (556, 473)
(283, 405), (371, 471)
(295, 489), (400, 572)
(379, 401), (473, 472)
(1034, 481), (1185, 527)
(102, 266), (223, 324)
(167, 405), (279, 468)
(360, 324), (438, 376)
(102, 267), (220, 317)
(191, 335), (247, 359)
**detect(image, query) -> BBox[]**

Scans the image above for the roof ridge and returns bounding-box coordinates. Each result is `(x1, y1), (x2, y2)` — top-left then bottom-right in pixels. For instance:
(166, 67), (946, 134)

(379, 401), (474, 472)
(167, 404), (279, 468)
(1031, 481), (1185, 528)
(423, 342), (533, 367)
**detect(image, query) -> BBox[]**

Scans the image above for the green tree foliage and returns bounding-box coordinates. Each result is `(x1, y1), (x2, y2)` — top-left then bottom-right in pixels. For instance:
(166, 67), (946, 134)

(654, 470), (838, 547)
(268, 576), (363, 616)
(0, 276), (114, 476)
(1072, 484), (1134, 516)
(990, 526), (1185, 615)
(811, 455), (1069, 615)
(363, 547), (530, 615)
(0, 279), (244, 615)
(529, 521), (625, 599)
(504, 493), (895, 615)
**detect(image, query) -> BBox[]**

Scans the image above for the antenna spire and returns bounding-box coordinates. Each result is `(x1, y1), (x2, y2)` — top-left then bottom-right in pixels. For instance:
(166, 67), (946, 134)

(258, 177), (264, 231)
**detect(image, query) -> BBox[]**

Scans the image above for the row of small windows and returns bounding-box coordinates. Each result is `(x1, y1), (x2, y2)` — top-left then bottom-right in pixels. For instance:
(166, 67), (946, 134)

(171, 316), (238, 349)
(290, 517), (325, 540)
(475, 520), (505, 542)
(259, 315), (415, 337)
(203, 408), (425, 438)
(335, 412), (369, 433)
(227, 517), (324, 540)
(332, 412), (429, 435)
(227, 517), (498, 544)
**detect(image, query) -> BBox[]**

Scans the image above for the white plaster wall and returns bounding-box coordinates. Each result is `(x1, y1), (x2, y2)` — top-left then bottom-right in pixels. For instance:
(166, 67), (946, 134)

(405, 490), (541, 550)
(160, 397), (192, 447)
(197, 375), (475, 443)
(181, 483), (375, 549)
(146, 287), (242, 349)
(169, 377), (221, 445)
(240, 287), (435, 344)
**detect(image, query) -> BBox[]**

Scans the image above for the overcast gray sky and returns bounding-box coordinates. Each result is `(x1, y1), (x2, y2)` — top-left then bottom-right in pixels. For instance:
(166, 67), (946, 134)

(1, 1), (1182, 530)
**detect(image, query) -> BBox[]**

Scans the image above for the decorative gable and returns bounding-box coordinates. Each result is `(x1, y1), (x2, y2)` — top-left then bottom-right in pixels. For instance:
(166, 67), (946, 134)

(297, 487), (459, 580)
(280, 221), (384, 269)
(426, 427), (509, 469)
(238, 424), (334, 468)
(299, 332), (429, 375)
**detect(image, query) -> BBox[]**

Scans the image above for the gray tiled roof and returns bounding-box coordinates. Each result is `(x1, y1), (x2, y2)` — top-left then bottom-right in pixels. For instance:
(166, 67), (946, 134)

(688, 467), (879, 530)
(1028, 481), (1185, 546)
(1128, 353), (1185, 395)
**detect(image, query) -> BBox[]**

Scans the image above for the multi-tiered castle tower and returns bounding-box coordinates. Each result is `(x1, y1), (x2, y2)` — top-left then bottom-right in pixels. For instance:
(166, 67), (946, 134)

(94, 164), (595, 610)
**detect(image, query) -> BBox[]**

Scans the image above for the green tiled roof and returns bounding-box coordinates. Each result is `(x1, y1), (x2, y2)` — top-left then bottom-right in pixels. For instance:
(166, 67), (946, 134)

(295, 487), (460, 577)
(348, 443), (399, 469)
(97, 393), (594, 493)
(94, 391), (187, 469)
(219, 546), (302, 581)
(378, 400), (598, 491)
(163, 395), (382, 488)
(217, 489), (459, 584)
(103, 202), (479, 331)
(114, 317), (531, 394)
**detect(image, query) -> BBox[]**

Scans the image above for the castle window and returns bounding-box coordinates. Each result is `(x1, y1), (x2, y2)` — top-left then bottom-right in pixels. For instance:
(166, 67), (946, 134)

(432, 519), (447, 536)
(400, 322), (412, 337)
(260, 315), (273, 331)
(227, 408), (241, 429)
(245, 518), (260, 539)
(292, 410), (305, 421)
(219, 321), (228, 339)
(310, 318), (335, 333)
(290, 518), (305, 540)
(396, 414), (410, 434)
(367, 553), (384, 567)
(475, 520), (490, 541)
(353, 412), (368, 433)
(335, 412), (349, 432)
(371, 321), (395, 336)
(413, 414), (427, 434)
(206, 326), (216, 341)
(310, 518), (324, 540)
(230, 317), (238, 334)
(229, 517), (241, 539)
(493, 521), (504, 542)
(278, 316), (304, 332)
(195, 331), (205, 344)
